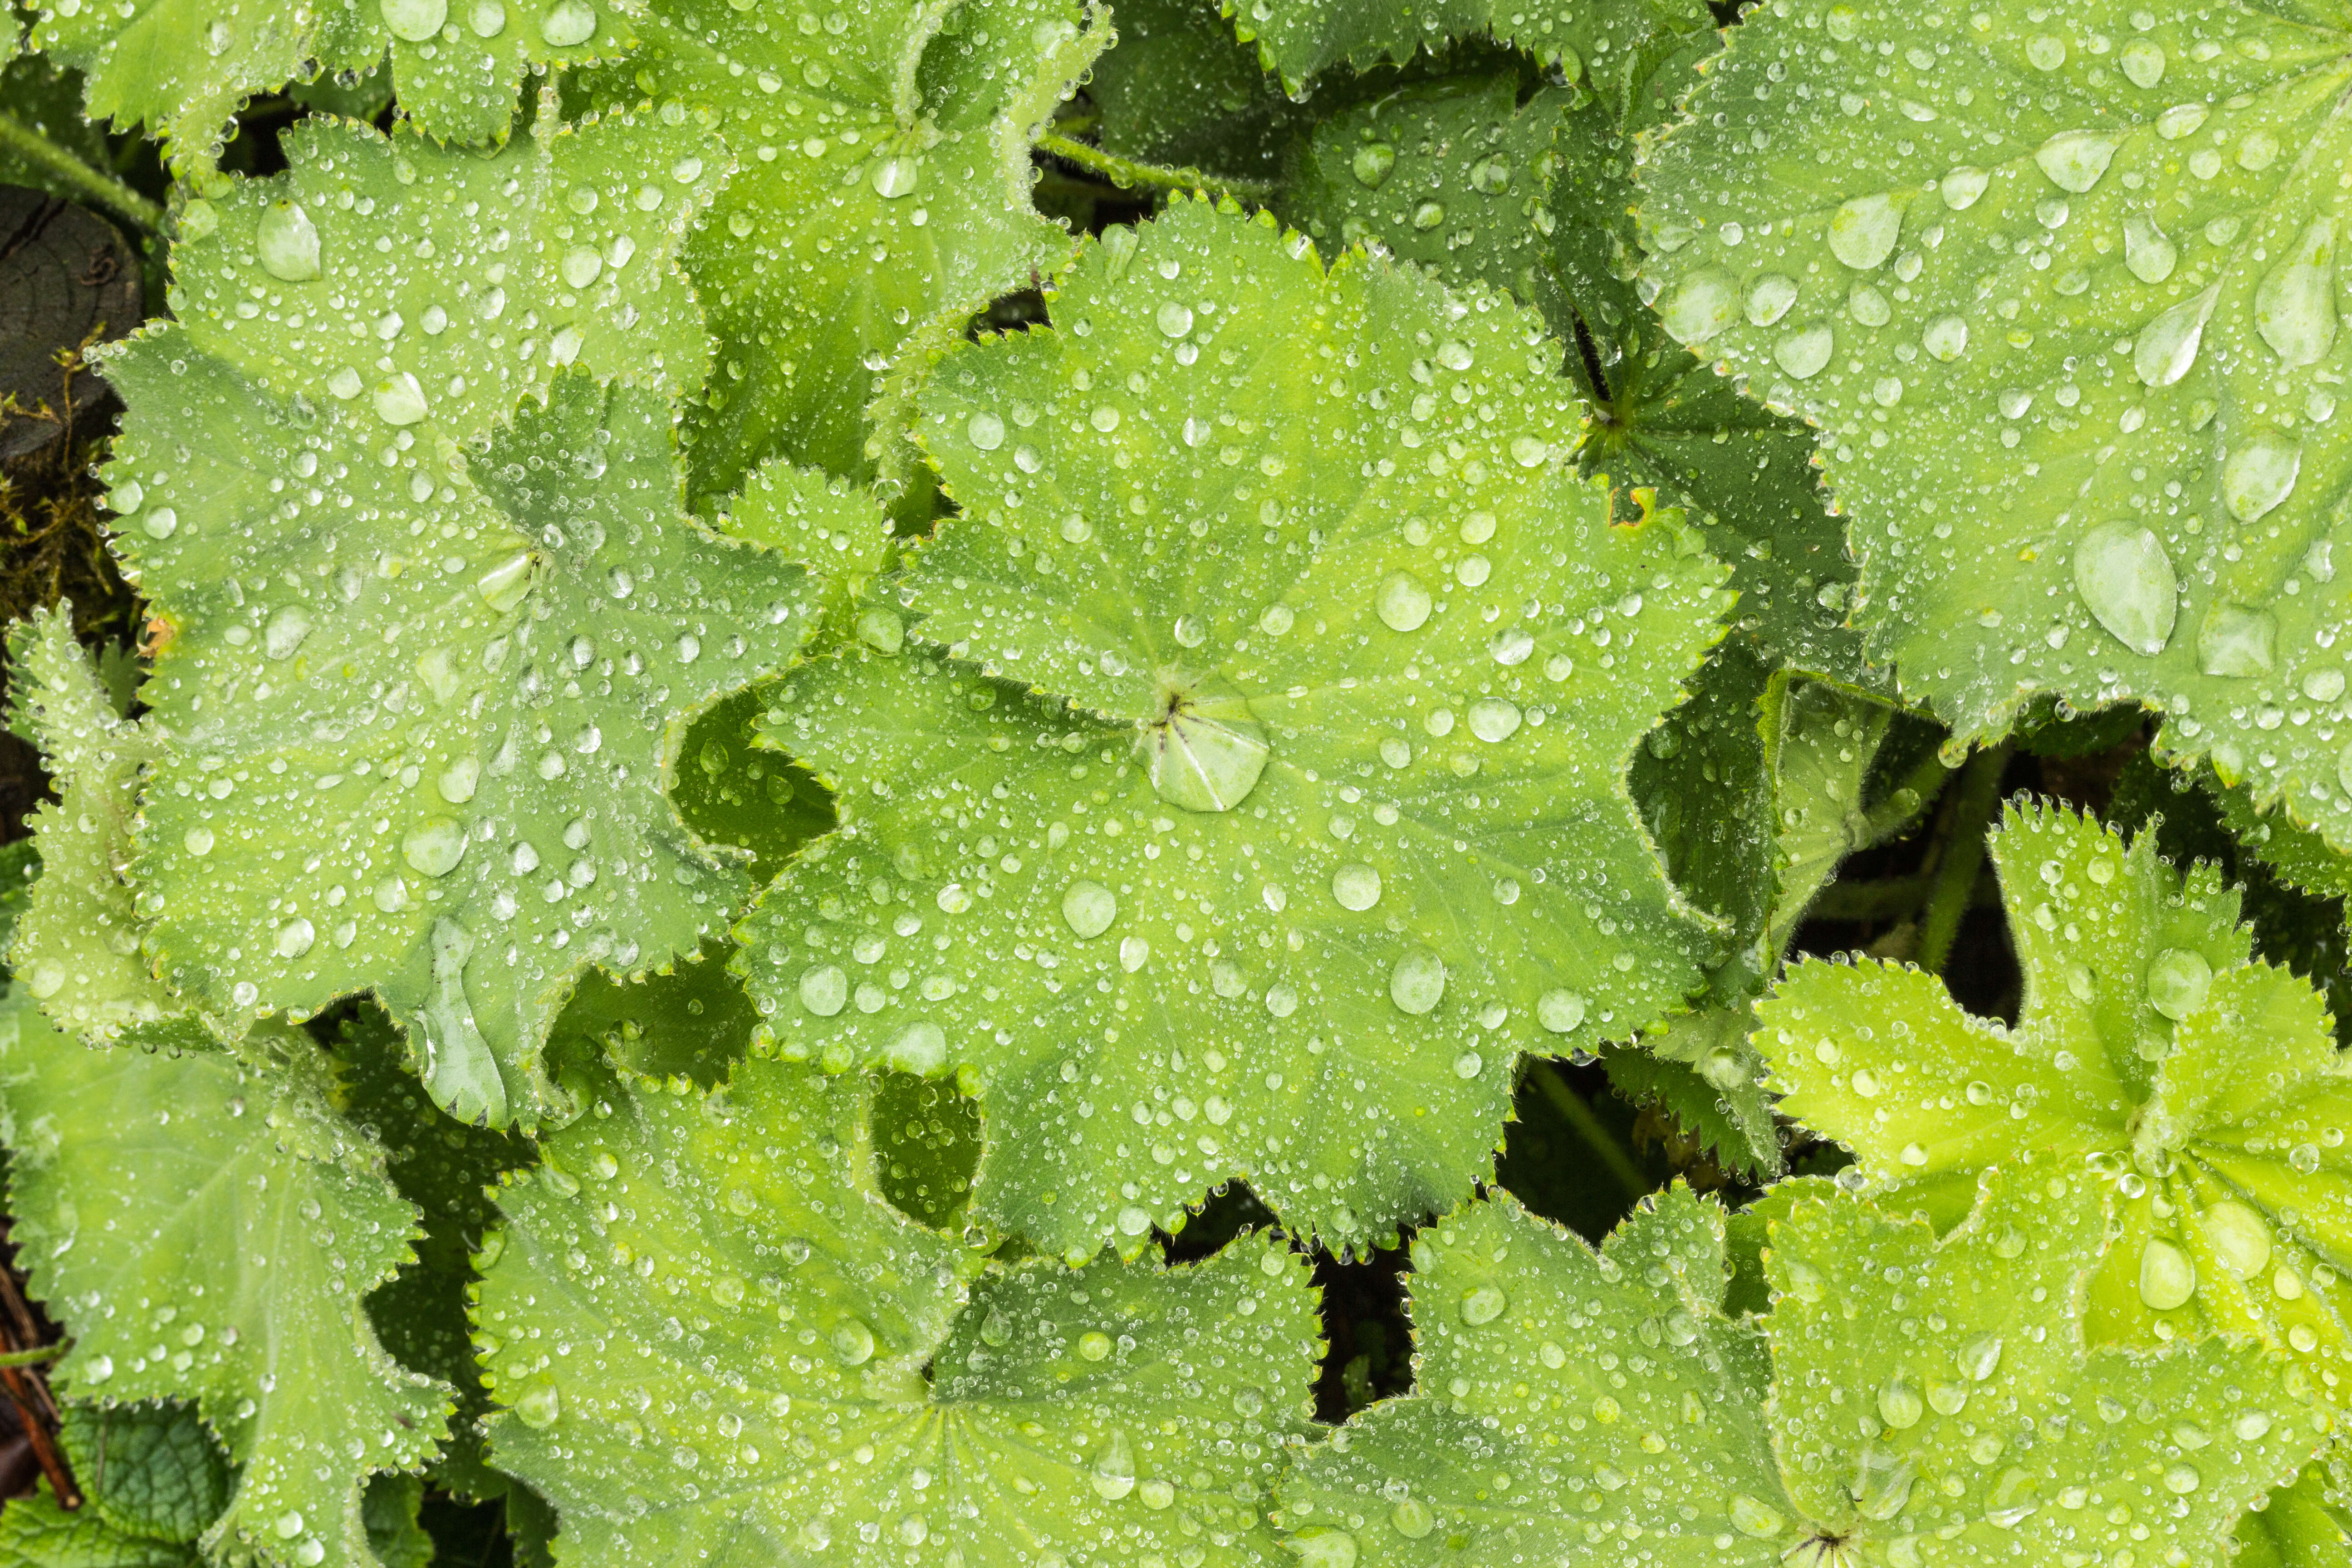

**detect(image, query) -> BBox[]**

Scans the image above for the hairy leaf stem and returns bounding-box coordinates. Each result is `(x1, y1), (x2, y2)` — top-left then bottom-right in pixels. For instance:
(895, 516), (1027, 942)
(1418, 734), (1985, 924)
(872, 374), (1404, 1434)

(1034, 132), (1276, 202)
(0, 113), (162, 233)
(1915, 742), (2013, 975)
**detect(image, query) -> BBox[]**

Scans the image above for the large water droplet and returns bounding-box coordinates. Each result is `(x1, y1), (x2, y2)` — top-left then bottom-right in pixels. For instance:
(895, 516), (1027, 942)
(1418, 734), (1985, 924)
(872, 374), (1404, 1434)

(1351, 142), (1396, 187)
(2137, 1237), (2196, 1310)
(1459, 1284), (1507, 1325)
(1727, 1494), (1785, 1539)
(381, 0), (447, 41)
(1537, 989), (1586, 1033)
(1922, 314), (1968, 361)
(1089, 1430), (1137, 1501)
(1375, 571), (1432, 632)
(1142, 705), (1269, 813)
(1745, 273), (1798, 327)
(1657, 269), (1738, 344)
(1828, 192), (1902, 270)
(264, 606), (312, 660)
(2120, 38), (2165, 88)
(2196, 605), (2276, 678)
(870, 154), (919, 199)
(372, 373), (429, 426)
(886, 1021), (946, 1075)
(1289, 1527), (1358, 1568)
(2122, 216), (2176, 284)
(2034, 130), (2120, 193)
(275, 917), (316, 958)
(2255, 219), (2337, 367)
(1955, 1333), (2002, 1382)
(1156, 301), (1195, 338)
(2223, 429), (2302, 523)
(1467, 698), (1521, 742)
(965, 412), (1004, 451)
(1389, 948), (1445, 1014)
(539, 0), (594, 44)
(1061, 880), (1117, 939)
(256, 201), (321, 282)
(1940, 166), (1990, 209)
(830, 1318), (876, 1366)
(1774, 323), (1833, 379)
(1877, 1378), (1924, 1429)
(2134, 284), (2218, 387)
(2073, 521), (2176, 655)
(1389, 1497), (1435, 1539)
(402, 817), (466, 877)
(2146, 947), (2210, 1020)
(1331, 863), (1382, 911)
(799, 965), (847, 1017)
(2200, 1200), (2271, 1279)
(513, 1381), (559, 1429)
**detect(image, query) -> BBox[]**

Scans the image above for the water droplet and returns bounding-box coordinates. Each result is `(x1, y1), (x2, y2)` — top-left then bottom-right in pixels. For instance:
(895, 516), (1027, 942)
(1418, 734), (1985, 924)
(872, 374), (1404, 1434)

(2196, 605), (2276, 678)
(2134, 284), (2219, 387)
(2120, 38), (2165, 88)
(2137, 1237), (2197, 1310)
(2034, 130), (2120, 193)
(513, 1382), (559, 1429)
(402, 818), (466, 877)
(1118, 936), (1149, 972)
(1172, 613), (1206, 647)
(2224, 429), (2303, 523)
(1467, 698), (1521, 743)
(1351, 142), (1396, 187)
(1728, 1494), (1785, 1539)
(1089, 1431), (1137, 1501)
(469, 0), (505, 34)
(381, 0), (447, 40)
(539, 0), (594, 44)
(1331, 863), (1382, 911)
(1774, 323), (1833, 379)
(1289, 1527), (1358, 1568)
(1459, 1284), (1507, 1325)
(475, 550), (534, 611)
(2123, 216), (2176, 284)
(2200, 1201), (2271, 1279)
(1389, 948), (1445, 1014)
(275, 917), (315, 958)
(1142, 706), (1269, 813)
(2146, 947), (2211, 1020)
(1375, 571), (1432, 632)
(1877, 1379), (1924, 1429)
(1657, 269), (1737, 344)
(256, 201), (320, 282)
(372, 372), (429, 426)
(264, 606), (312, 660)
(1409, 200), (1445, 230)
(1156, 301), (1194, 338)
(1745, 273), (1798, 327)
(1939, 166), (1990, 210)
(560, 245), (602, 289)
(799, 965), (847, 1017)
(1537, 989), (1586, 1033)
(1921, 314), (1968, 361)
(1389, 1497), (1435, 1539)
(870, 155), (919, 198)
(2163, 1464), (2201, 1495)
(1061, 880), (1117, 939)
(2073, 521), (2176, 656)
(830, 1318), (876, 1366)
(886, 1021), (946, 1075)
(142, 507), (177, 539)
(966, 412), (1004, 451)
(184, 826), (214, 856)
(1955, 1333), (2002, 1382)
(1828, 193), (1902, 270)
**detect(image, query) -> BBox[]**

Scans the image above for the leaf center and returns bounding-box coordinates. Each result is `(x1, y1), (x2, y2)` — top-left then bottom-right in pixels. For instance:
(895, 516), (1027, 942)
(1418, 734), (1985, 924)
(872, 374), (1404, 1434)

(1139, 684), (1270, 813)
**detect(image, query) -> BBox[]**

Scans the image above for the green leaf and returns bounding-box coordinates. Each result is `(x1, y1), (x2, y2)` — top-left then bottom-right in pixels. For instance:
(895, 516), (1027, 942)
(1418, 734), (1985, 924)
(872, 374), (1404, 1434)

(668, 685), (839, 875)
(1278, 74), (1566, 310)
(1637, 0), (2352, 847)
(541, 938), (757, 1090)
(1227, 0), (1709, 92)
(733, 195), (1733, 1258)
(1088, 0), (1308, 182)
(360, 1476), (431, 1568)
(572, 0), (1108, 502)
(0, 990), (446, 1568)
(1282, 1161), (2326, 1564)
(108, 113), (818, 1127)
(2236, 1464), (2352, 1568)
(5, 608), (208, 1050)
(26, 0), (639, 169)
(0, 1484), (196, 1568)
(0, 840), (39, 975)
(60, 1401), (232, 1546)
(871, 1068), (984, 1229)
(475, 1051), (1322, 1563)
(1757, 799), (2352, 1392)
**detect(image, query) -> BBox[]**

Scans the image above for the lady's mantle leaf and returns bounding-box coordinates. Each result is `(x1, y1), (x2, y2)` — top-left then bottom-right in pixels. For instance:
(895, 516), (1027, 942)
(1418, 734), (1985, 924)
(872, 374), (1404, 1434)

(0, 1482), (196, 1568)
(475, 1053), (1321, 1564)
(104, 118), (821, 1130)
(1228, 0), (1709, 92)
(0, 991), (446, 1568)
(1281, 1162), (2325, 1563)
(1639, 0), (2352, 844)
(61, 1401), (232, 1548)
(29, 0), (641, 168)
(1758, 801), (2352, 1395)
(572, 0), (1107, 503)
(735, 196), (1732, 1258)
(4, 609), (209, 1051)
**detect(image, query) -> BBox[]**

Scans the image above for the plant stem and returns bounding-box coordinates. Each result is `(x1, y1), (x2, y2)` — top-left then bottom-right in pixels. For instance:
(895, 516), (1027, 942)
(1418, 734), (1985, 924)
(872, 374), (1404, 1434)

(0, 1343), (65, 1369)
(1530, 1061), (1651, 1204)
(0, 112), (163, 234)
(1034, 132), (1276, 202)
(1915, 741), (2013, 975)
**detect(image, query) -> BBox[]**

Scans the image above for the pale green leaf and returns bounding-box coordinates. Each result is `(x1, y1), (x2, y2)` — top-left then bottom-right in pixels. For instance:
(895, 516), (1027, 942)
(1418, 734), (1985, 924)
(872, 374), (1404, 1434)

(1637, 0), (2352, 845)
(107, 116), (817, 1130)
(4, 608), (208, 1050)
(2236, 1463), (2352, 1568)
(475, 1051), (1321, 1564)
(1278, 74), (1566, 309)
(1227, 0), (1709, 92)
(1757, 800), (2352, 1395)
(26, 0), (640, 168)
(0, 1484), (195, 1568)
(60, 1401), (232, 1546)
(1284, 1161), (2327, 1564)
(0, 990), (446, 1568)
(732, 195), (1732, 1257)
(572, 0), (1107, 503)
